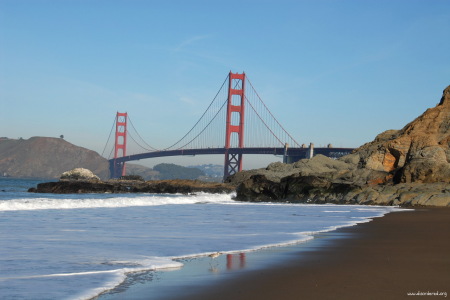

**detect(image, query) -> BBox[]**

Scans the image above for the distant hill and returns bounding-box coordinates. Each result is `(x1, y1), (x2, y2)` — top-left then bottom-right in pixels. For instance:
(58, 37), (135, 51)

(153, 163), (205, 180)
(0, 136), (216, 181)
(0, 137), (110, 179)
(126, 163), (160, 180)
(189, 164), (223, 179)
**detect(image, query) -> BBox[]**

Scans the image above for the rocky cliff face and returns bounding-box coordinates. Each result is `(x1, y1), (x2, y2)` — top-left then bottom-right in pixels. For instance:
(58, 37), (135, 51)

(0, 137), (110, 179)
(357, 85), (450, 183)
(229, 85), (450, 207)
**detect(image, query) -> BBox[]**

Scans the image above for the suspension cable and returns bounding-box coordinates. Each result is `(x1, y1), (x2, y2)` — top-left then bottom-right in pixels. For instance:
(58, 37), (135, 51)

(126, 129), (156, 152)
(163, 74), (229, 150)
(101, 115), (116, 157)
(246, 76), (301, 147)
(245, 95), (284, 146)
(107, 144), (115, 160)
(127, 115), (160, 151)
(174, 98), (228, 150)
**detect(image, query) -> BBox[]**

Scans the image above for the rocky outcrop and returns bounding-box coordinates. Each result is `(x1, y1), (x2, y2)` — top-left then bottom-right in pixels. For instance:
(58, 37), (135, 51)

(235, 174), (450, 207)
(230, 85), (450, 207)
(29, 179), (235, 194)
(356, 85), (450, 184)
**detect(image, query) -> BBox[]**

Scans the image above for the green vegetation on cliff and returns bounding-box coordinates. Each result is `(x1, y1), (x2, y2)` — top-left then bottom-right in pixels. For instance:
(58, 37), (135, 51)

(153, 163), (205, 180)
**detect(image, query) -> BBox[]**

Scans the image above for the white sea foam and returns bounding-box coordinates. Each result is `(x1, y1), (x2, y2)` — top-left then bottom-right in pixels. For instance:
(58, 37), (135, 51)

(67, 258), (183, 300)
(0, 192), (235, 211)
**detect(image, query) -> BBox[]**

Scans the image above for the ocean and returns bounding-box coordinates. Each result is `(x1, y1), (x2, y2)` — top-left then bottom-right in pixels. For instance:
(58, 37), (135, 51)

(0, 177), (400, 300)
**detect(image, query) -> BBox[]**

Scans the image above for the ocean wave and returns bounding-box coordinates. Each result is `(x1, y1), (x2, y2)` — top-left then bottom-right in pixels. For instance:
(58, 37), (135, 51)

(0, 193), (235, 211)
(0, 257), (183, 300)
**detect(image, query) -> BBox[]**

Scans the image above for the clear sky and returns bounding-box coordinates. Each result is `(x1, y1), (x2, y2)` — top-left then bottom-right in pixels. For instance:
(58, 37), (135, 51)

(1, 0), (449, 169)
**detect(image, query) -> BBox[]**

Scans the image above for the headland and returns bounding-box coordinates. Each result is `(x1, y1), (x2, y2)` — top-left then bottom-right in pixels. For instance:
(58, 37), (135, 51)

(225, 85), (450, 207)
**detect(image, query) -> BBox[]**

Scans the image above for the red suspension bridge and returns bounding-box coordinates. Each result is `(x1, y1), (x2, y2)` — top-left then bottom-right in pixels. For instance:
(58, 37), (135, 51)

(103, 72), (354, 179)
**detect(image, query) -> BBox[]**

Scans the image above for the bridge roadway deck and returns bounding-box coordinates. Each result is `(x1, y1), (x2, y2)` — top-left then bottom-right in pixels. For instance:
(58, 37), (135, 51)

(110, 147), (355, 164)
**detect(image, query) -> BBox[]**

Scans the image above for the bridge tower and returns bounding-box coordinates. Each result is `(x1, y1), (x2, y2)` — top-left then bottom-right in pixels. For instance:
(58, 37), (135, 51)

(224, 72), (246, 179)
(110, 112), (128, 178)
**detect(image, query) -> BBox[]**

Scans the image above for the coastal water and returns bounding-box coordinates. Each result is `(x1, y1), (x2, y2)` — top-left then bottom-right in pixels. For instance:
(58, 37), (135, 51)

(0, 178), (400, 300)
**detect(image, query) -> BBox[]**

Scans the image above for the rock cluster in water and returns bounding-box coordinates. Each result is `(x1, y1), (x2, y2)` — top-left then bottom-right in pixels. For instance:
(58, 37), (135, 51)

(28, 168), (235, 194)
(29, 178), (235, 194)
(227, 85), (450, 207)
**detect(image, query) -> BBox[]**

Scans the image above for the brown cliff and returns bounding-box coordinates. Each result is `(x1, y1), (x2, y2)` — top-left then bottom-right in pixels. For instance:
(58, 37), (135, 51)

(357, 85), (450, 183)
(230, 85), (450, 207)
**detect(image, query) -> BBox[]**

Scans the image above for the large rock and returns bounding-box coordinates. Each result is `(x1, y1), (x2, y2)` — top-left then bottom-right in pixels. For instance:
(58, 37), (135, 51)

(233, 85), (450, 207)
(357, 85), (450, 183)
(227, 154), (359, 185)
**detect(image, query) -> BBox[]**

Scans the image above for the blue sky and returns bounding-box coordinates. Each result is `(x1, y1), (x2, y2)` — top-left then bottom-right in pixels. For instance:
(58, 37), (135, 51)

(1, 0), (449, 169)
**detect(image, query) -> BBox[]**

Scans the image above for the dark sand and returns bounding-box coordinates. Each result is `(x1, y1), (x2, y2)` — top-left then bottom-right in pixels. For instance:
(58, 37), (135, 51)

(168, 207), (450, 300)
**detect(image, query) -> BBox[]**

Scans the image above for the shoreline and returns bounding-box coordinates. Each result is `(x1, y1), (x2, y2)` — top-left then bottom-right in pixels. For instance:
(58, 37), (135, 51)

(175, 207), (450, 300)
(96, 216), (360, 300)
(98, 207), (450, 300)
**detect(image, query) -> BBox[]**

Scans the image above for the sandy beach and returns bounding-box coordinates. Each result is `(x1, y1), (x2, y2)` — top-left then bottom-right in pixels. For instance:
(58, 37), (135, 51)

(163, 207), (450, 300)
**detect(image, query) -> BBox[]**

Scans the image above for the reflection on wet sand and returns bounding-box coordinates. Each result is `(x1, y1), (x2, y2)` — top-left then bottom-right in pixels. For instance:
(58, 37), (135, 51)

(209, 252), (246, 273)
(227, 253), (246, 270)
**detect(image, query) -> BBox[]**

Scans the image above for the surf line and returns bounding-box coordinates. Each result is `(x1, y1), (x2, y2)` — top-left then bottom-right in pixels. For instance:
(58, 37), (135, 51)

(0, 269), (120, 281)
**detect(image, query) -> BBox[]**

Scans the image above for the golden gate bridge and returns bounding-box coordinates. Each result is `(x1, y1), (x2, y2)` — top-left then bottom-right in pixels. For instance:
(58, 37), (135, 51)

(103, 72), (354, 179)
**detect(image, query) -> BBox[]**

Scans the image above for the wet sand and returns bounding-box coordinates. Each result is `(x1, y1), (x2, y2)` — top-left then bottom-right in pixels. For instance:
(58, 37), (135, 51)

(168, 207), (450, 300)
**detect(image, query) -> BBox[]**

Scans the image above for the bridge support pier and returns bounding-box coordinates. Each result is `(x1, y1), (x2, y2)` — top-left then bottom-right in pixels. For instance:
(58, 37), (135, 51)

(224, 151), (242, 179)
(307, 143), (314, 159)
(283, 143), (289, 163)
(110, 160), (126, 179)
